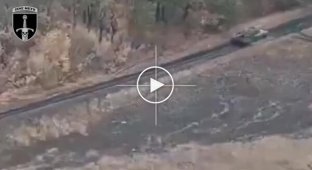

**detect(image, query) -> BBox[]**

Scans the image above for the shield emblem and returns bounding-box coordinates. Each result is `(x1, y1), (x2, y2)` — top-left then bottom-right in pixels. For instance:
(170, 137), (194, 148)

(12, 6), (38, 41)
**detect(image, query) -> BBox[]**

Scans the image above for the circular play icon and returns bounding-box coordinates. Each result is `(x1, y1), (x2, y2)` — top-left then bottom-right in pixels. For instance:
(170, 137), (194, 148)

(136, 66), (174, 104)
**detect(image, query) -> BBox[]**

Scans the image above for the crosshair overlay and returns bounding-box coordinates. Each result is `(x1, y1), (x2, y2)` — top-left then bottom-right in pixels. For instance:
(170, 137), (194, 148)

(136, 66), (175, 104)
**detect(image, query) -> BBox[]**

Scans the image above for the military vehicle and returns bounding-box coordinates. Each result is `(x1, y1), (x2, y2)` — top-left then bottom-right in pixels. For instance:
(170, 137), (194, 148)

(231, 27), (269, 46)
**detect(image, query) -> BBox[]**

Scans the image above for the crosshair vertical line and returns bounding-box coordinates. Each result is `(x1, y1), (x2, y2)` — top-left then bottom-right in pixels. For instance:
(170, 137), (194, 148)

(155, 101), (158, 126)
(117, 46), (196, 126)
(155, 45), (158, 126)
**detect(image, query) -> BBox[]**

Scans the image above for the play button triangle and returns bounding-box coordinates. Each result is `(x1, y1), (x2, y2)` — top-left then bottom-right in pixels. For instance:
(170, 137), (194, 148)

(150, 78), (164, 93)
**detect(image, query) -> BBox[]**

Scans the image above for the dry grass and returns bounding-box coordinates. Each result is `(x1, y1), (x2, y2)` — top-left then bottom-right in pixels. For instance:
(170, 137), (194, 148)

(7, 136), (312, 170)
(28, 28), (71, 89)
(7, 104), (100, 146)
(6, 87), (142, 146)
(75, 136), (312, 170)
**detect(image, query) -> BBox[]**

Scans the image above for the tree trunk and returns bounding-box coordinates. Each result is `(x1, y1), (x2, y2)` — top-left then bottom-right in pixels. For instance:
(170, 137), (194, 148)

(87, 4), (93, 32)
(98, 10), (106, 43)
(155, 2), (161, 23)
(160, 4), (166, 23)
(183, 3), (191, 21)
(99, 27), (103, 43)
(72, 0), (77, 28)
(83, 10), (87, 24)
(4, 3), (9, 33)
(47, 1), (52, 17)
(110, 12), (118, 43)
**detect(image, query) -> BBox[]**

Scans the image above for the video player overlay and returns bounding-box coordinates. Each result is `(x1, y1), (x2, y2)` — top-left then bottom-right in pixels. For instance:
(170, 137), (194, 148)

(117, 46), (196, 126)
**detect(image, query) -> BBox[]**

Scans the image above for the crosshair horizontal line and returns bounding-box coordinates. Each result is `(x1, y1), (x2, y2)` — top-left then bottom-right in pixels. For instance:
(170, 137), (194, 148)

(116, 84), (197, 87)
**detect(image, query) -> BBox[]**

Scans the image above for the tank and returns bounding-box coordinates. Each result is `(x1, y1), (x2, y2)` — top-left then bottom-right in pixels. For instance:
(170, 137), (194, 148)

(231, 27), (269, 46)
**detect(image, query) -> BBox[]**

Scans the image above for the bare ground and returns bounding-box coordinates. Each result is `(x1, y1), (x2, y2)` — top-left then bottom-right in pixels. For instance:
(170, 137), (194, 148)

(33, 136), (312, 170)
(2, 25), (312, 169)
(0, 7), (311, 112)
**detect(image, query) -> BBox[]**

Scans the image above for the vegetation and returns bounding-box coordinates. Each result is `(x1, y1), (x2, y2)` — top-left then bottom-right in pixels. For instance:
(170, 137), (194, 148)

(0, 0), (308, 41)
(0, 0), (309, 91)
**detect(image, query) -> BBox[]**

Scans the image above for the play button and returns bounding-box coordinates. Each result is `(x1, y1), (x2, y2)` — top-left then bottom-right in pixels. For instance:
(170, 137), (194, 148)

(150, 78), (164, 93)
(137, 66), (174, 104)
